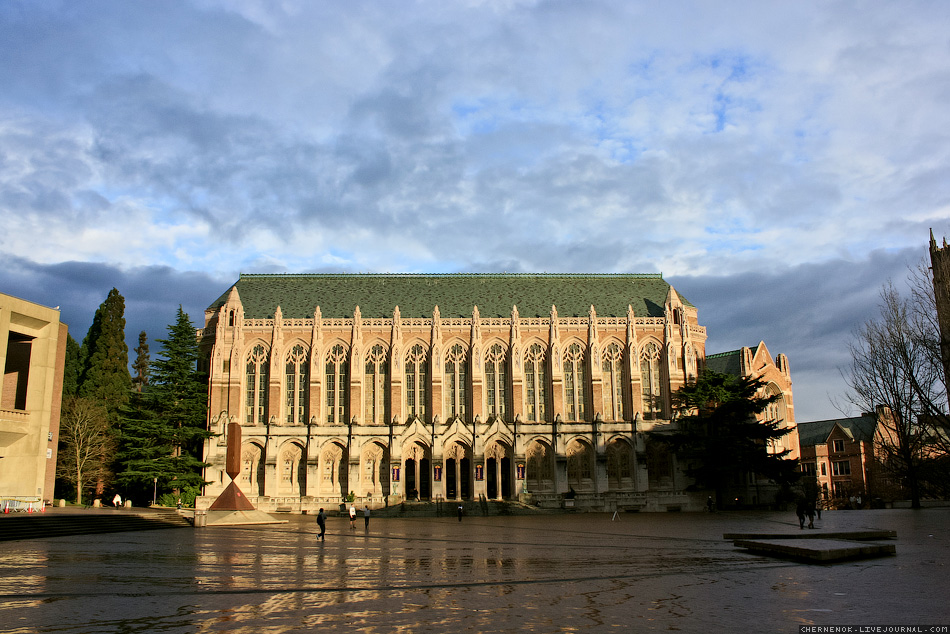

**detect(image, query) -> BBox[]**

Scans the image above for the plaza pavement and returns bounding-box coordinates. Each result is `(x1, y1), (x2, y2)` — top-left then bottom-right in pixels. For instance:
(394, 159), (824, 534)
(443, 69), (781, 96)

(0, 507), (947, 633)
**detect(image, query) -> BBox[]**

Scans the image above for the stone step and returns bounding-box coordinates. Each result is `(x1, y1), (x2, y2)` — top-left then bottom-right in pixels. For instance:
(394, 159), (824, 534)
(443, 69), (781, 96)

(733, 538), (896, 562)
(0, 511), (190, 542)
(724, 530), (897, 541)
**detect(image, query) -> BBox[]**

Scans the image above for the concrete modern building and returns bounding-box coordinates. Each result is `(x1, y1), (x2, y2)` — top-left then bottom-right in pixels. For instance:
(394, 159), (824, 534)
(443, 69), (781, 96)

(0, 292), (67, 506)
(197, 273), (797, 513)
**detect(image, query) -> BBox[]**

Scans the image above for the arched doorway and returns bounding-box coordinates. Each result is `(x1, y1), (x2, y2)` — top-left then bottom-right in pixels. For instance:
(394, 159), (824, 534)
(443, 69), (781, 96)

(403, 442), (431, 500)
(241, 442), (265, 497)
(485, 441), (513, 499)
(444, 442), (472, 500)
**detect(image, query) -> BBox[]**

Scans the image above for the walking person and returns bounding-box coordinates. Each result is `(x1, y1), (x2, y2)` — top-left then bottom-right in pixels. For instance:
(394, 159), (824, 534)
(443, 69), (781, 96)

(363, 505), (370, 530)
(795, 498), (806, 529)
(349, 505), (357, 529)
(457, 504), (463, 522)
(316, 508), (326, 542)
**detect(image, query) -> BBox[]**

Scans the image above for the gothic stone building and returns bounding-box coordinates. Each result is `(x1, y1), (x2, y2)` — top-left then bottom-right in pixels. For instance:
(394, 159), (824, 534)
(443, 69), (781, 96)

(197, 273), (795, 513)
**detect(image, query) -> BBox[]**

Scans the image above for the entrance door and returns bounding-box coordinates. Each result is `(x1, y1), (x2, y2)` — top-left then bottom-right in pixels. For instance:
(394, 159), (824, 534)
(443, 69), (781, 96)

(501, 457), (512, 499)
(420, 458), (431, 500)
(446, 458), (457, 499)
(460, 458), (471, 500)
(405, 458), (417, 499)
(487, 458), (498, 499)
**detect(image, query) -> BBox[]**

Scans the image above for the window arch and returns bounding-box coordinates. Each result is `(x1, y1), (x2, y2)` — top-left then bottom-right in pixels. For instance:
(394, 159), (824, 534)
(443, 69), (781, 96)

(485, 343), (508, 418)
(764, 383), (789, 454)
(245, 343), (269, 424)
(602, 342), (624, 421)
(444, 343), (467, 418)
(364, 343), (388, 424)
(566, 439), (594, 487)
(526, 439), (554, 492)
(325, 344), (348, 424)
(405, 343), (428, 420)
(606, 439), (633, 485)
(285, 344), (308, 425)
(563, 342), (586, 421)
(640, 341), (663, 420)
(279, 443), (304, 495)
(524, 343), (547, 422)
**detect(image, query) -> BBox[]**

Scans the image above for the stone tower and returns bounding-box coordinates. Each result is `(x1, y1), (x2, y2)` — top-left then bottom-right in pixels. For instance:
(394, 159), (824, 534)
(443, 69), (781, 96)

(929, 230), (950, 396)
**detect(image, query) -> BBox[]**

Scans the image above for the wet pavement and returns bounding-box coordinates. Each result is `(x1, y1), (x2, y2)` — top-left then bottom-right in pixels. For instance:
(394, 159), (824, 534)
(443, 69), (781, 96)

(1, 508), (947, 633)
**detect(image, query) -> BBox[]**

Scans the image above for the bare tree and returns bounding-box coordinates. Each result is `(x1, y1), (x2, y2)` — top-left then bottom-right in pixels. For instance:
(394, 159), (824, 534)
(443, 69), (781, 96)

(844, 274), (950, 508)
(56, 396), (114, 505)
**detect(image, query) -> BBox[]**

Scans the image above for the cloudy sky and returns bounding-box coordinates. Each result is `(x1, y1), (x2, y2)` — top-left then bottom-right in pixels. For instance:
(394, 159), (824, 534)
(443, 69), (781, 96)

(2, 0), (948, 422)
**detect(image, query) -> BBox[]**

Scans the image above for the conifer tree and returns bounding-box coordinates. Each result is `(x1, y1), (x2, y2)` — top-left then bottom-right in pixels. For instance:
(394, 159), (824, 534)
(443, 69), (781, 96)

(62, 334), (82, 397)
(658, 370), (799, 508)
(132, 331), (150, 393)
(148, 307), (211, 500)
(113, 390), (175, 504)
(79, 288), (131, 419)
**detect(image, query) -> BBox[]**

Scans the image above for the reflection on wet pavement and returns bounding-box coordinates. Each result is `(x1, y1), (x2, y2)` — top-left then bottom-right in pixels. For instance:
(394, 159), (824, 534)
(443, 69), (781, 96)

(0, 510), (947, 633)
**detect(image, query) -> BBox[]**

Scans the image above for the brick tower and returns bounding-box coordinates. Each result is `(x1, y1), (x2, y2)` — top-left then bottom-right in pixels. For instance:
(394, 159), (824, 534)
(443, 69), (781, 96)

(930, 230), (950, 397)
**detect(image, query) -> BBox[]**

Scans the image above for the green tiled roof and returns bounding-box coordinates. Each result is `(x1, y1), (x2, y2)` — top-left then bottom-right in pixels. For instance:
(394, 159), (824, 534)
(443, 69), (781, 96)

(208, 273), (689, 320)
(704, 350), (742, 376)
(797, 415), (877, 447)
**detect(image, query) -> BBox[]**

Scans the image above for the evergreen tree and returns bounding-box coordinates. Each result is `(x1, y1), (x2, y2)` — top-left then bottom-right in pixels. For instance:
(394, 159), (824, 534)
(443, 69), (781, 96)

(657, 370), (799, 508)
(113, 390), (175, 505)
(79, 288), (131, 419)
(132, 331), (150, 393)
(62, 334), (82, 397)
(148, 307), (211, 499)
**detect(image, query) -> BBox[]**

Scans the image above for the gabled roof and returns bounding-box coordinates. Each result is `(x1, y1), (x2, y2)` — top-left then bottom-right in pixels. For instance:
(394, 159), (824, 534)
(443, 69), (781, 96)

(796, 415), (877, 447)
(207, 273), (691, 320)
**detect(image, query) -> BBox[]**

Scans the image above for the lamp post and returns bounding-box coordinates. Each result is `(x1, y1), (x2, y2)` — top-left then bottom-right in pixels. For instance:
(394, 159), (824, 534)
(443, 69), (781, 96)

(152, 477), (157, 507)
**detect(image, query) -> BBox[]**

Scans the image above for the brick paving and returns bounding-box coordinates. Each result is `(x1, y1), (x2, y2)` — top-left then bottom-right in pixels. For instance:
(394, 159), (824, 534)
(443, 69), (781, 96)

(0, 508), (947, 633)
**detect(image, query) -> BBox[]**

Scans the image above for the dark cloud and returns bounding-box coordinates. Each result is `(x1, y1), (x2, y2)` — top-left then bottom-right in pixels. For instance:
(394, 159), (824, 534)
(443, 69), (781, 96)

(0, 254), (230, 353)
(669, 245), (923, 421)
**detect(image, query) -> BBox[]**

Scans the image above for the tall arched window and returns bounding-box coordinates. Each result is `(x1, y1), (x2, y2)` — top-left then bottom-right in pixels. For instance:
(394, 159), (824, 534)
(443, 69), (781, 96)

(444, 343), (467, 418)
(364, 343), (388, 424)
(606, 439), (633, 485)
(245, 344), (268, 424)
(640, 342), (663, 420)
(285, 344), (308, 425)
(563, 343), (586, 421)
(525, 343), (546, 422)
(405, 344), (427, 420)
(485, 343), (507, 418)
(567, 439), (593, 487)
(764, 384), (789, 454)
(325, 344), (348, 424)
(602, 342), (624, 421)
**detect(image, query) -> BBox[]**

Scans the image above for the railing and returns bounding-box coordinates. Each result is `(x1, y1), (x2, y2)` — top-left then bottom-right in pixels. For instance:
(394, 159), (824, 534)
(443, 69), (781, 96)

(1, 497), (44, 513)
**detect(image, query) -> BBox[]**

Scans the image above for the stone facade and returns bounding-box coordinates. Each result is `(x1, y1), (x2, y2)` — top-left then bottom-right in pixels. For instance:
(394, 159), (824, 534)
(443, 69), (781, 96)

(0, 292), (67, 505)
(197, 274), (795, 513)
